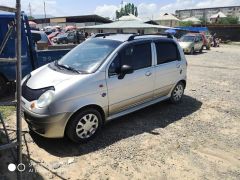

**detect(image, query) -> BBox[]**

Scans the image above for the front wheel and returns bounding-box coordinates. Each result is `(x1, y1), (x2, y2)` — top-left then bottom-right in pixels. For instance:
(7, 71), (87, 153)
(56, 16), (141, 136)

(199, 46), (203, 53)
(170, 82), (185, 104)
(66, 108), (103, 143)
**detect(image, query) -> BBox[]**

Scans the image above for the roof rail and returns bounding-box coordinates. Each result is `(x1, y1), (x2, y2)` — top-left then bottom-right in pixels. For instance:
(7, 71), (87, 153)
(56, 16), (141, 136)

(92, 33), (117, 38)
(127, 33), (174, 41)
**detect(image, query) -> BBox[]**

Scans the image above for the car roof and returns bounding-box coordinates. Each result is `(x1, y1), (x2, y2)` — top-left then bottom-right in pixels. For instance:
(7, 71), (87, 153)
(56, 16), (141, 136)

(31, 30), (46, 34)
(94, 33), (175, 43)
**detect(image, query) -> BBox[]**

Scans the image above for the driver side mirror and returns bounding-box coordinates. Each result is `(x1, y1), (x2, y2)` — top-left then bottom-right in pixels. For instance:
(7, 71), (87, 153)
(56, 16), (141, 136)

(118, 65), (134, 79)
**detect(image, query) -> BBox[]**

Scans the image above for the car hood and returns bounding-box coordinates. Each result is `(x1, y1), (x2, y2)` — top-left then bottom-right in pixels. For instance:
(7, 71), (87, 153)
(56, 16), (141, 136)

(179, 42), (192, 48)
(27, 65), (83, 89)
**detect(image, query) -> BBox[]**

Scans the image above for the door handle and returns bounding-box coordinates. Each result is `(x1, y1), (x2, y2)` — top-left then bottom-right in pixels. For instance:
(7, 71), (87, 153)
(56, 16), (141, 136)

(145, 71), (152, 76)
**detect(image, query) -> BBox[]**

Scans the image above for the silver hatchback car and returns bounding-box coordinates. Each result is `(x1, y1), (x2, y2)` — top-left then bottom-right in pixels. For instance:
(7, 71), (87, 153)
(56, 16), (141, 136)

(22, 34), (187, 143)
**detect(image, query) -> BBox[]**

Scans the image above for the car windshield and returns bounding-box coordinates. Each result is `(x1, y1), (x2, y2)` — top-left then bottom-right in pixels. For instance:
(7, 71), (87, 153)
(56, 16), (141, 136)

(57, 38), (121, 73)
(180, 36), (195, 42)
(58, 33), (68, 37)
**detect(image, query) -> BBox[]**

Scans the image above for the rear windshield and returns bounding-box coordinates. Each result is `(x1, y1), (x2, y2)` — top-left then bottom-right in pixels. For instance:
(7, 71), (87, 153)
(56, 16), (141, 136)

(58, 38), (121, 73)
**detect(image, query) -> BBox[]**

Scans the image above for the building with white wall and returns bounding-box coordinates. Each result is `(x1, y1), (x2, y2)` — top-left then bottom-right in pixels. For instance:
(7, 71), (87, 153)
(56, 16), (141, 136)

(176, 6), (240, 22)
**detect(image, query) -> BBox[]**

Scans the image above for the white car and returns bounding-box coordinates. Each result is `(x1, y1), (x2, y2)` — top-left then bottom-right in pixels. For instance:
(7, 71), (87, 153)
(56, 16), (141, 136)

(22, 33), (187, 143)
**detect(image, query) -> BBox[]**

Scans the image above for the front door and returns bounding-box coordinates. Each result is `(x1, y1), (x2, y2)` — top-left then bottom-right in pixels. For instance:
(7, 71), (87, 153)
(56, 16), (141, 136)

(106, 42), (155, 115)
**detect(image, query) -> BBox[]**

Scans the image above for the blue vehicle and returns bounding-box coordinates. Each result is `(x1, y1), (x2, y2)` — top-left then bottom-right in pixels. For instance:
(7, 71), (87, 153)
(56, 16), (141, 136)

(0, 13), (73, 95)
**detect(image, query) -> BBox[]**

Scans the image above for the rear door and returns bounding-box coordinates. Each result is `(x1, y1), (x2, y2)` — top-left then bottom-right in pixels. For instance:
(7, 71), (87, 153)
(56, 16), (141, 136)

(153, 40), (181, 98)
(106, 41), (155, 115)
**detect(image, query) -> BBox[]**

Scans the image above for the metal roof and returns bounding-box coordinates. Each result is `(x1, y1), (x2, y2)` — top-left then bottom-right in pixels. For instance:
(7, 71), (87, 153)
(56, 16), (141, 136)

(33, 14), (112, 24)
(155, 13), (180, 21)
(83, 20), (170, 29)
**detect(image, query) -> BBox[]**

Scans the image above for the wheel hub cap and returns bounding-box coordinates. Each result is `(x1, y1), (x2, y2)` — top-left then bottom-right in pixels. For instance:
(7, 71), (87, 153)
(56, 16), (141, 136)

(76, 114), (99, 139)
(173, 84), (183, 101)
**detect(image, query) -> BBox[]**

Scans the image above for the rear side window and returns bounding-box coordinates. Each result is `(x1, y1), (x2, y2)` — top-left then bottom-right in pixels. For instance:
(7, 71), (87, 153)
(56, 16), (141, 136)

(155, 42), (179, 64)
(121, 43), (152, 70)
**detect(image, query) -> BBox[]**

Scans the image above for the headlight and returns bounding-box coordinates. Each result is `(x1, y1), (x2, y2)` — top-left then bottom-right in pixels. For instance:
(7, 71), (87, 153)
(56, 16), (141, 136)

(36, 90), (54, 108)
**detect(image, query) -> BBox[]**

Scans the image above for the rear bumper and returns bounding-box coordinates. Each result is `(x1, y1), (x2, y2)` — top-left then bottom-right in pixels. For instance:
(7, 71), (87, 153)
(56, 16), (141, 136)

(23, 107), (71, 138)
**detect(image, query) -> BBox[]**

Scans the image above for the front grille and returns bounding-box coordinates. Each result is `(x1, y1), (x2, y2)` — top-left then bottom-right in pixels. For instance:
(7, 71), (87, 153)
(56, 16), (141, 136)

(22, 77), (54, 101)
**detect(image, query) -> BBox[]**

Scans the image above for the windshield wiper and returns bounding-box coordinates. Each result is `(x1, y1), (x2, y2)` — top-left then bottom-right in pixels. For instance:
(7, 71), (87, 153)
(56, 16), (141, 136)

(54, 61), (81, 74)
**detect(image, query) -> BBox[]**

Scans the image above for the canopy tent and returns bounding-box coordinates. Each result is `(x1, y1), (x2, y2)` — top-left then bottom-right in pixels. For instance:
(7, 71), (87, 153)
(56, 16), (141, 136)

(156, 13), (180, 21)
(83, 20), (170, 30)
(119, 14), (142, 21)
(210, 12), (227, 19)
(182, 17), (201, 24)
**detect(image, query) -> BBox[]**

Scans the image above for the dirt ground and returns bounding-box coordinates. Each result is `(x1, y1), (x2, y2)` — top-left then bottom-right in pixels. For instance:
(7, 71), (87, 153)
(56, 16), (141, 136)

(0, 44), (240, 180)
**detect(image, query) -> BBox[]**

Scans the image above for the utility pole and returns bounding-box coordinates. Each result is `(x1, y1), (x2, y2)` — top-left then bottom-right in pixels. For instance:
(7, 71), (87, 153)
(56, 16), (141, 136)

(44, 1), (47, 25)
(121, 0), (123, 9)
(28, 2), (32, 17)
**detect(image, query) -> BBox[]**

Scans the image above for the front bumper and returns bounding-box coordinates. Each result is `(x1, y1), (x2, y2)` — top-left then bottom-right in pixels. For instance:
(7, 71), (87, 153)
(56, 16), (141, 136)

(23, 107), (71, 138)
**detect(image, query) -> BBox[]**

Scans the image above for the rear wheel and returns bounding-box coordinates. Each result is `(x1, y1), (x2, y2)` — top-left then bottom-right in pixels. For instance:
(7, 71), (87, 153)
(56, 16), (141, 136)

(0, 76), (7, 95)
(170, 82), (185, 104)
(66, 108), (103, 143)
(199, 46), (203, 53)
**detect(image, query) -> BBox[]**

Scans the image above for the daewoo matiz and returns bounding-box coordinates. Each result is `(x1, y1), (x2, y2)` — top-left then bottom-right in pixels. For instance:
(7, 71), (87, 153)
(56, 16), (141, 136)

(22, 33), (187, 143)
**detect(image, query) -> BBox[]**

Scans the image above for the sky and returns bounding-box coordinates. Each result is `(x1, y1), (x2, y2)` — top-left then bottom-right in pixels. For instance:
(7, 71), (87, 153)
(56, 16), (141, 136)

(1, 0), (240, 19)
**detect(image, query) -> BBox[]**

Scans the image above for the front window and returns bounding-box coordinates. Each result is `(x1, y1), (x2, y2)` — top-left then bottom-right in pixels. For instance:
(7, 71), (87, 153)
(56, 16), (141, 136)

(180, 35), (195, 42)
(58, 38), (121, 73)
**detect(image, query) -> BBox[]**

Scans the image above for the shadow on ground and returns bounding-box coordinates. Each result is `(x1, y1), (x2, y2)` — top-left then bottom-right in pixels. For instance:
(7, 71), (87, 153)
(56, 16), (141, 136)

(30, 95), (202, 157)
(0, 131), (44, 180)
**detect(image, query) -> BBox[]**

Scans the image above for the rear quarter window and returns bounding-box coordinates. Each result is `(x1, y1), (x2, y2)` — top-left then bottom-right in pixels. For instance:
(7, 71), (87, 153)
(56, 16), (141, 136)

(155, 41), (180, 64)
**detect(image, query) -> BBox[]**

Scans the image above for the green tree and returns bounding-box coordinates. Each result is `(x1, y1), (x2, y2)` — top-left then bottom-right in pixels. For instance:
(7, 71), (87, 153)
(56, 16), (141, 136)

(116, 3), (138, 19)
(217, 16), (239, 24)
(199, 17), (208, 25)
(179, 21), (194, 27)
(28, 16), (35, 20)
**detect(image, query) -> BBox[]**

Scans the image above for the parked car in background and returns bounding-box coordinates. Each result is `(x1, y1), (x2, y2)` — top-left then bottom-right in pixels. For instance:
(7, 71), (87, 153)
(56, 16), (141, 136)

(22, 33), (187, 143)
(52, 32), (77, 44)
(31, 30), (52, 46)
(179, 33), (204, 54)
(0, 13), (72, 95)
(48, 31), (60, 41)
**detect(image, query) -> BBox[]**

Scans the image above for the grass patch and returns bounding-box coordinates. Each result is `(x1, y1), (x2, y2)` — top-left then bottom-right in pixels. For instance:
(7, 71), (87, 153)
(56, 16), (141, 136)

(0, 106), (16, 119)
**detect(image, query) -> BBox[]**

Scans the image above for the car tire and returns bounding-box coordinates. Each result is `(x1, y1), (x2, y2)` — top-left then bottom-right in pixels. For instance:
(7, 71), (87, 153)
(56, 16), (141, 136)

(66, 108), (103, 143)
(190, 47), (194, 55)
(206, 45), (210, 50)
(0, 76), (7, 95)
(170, 82), (185, 104)
(199, 46), (203, 53)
